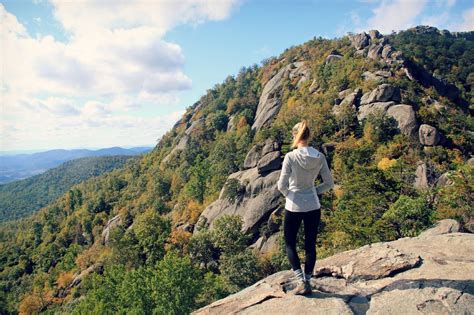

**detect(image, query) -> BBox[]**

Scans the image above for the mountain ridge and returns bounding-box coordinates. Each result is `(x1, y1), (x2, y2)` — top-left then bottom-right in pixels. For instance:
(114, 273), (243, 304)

(0, 25), (472, 314)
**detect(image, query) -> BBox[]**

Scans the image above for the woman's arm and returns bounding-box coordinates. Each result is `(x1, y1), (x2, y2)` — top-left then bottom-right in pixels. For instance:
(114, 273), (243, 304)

(315, 153), (334, 195)
(277, 153), (291, 197)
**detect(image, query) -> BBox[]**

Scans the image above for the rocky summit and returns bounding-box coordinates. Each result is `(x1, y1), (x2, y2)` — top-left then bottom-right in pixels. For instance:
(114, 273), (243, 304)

(192, 219), (474, 314)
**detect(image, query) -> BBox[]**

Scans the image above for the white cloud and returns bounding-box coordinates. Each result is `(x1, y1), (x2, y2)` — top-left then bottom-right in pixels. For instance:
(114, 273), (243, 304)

(1, 0), (241, 150)
(421, 12), (450, 27)
(358, 0), (428, 34)
(435, 0), (456, 7)
(449, 7), (474, 31)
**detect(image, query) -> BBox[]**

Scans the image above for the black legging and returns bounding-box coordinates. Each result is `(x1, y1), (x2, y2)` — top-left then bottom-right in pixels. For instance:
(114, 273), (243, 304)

(283, 208), (321, 275)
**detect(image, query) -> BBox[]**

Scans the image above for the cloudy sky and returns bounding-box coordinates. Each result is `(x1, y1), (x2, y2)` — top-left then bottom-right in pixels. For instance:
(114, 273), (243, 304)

(1, 0), (473, 153)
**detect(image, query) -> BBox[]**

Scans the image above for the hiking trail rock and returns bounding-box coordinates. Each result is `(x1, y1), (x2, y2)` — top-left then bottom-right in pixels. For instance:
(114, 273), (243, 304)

(192, 219), (474, 314)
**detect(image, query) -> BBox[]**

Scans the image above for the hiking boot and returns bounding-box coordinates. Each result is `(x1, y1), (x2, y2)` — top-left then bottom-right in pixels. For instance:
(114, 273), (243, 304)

(289, 278), (311, 295)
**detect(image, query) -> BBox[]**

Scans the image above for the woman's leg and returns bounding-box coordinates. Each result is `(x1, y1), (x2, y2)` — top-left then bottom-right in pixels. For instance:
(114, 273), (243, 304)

(302, 208), (321, 276)
(283, 209), (303, 271)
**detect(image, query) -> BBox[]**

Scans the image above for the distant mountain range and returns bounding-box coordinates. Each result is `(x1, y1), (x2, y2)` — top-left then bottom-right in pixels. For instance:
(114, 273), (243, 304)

(0, 154), (141, 222)
(0, 146), (153, 184)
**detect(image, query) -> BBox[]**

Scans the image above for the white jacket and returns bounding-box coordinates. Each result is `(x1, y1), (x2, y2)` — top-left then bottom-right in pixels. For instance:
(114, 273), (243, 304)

(277, 146), (334, 212)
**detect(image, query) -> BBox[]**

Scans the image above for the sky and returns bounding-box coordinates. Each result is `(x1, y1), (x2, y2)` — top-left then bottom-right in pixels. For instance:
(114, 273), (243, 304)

(1, 0), (473, 154)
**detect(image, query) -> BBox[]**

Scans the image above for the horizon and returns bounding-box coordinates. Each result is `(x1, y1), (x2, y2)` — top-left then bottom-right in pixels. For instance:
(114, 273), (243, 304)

(1, 0), (473, 152)
(0, 144), (155, 156)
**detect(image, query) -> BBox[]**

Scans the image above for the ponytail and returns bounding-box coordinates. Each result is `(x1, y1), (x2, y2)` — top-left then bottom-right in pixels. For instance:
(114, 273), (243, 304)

(291, 119), (310, 149)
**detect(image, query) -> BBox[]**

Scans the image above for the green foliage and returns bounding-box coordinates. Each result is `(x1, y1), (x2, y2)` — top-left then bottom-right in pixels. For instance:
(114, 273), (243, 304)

(211, 215), (250, 254)
(133, 209), (172, 266)
(72, 251), (204, 314)
(188, 229), (219, 272)
(388, 29), (474, 101)
(184, 154), (211, 204)
(218, 248), (261, 290)
(0, 156), (132, 222)
(434, 162), (474, 226)
(362, 111), (399, 144)
(222, 178), (245, 203)
(205, 110), (229, 134)
(380, 195), (434, 238)
(330, 165), (401, 247)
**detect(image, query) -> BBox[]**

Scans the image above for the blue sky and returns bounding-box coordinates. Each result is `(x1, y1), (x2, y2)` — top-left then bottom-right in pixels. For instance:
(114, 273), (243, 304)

(1, 0), (473, 153)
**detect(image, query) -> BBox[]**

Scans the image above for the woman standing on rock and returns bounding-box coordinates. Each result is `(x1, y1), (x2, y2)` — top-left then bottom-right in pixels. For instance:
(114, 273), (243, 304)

(277, 119), (335, 295)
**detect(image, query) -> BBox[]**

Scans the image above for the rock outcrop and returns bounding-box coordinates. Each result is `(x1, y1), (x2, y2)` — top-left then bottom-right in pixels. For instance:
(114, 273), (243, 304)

(162, 116), (205, 165)
(251, 62), (309, 131)
(357, 84), (418, 137)
(101, 214), (121, 245)
(419, 124), (441, 146)
(193, 139), (283, 242)
(192, 219), (474, 314)
(360, 84), (401, 105)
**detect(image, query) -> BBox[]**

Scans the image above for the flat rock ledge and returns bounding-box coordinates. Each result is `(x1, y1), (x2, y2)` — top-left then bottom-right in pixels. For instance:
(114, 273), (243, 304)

(192, 219), (474, 314)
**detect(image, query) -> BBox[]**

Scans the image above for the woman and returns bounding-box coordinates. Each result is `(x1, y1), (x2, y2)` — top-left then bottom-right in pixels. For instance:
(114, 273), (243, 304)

(277, 119), (335, 295)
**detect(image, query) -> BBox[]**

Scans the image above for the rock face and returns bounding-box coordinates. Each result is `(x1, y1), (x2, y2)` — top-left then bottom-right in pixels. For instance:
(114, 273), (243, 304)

(419, 124), (441, 146)
(357, 84), (418, 137)
(349, 32), (370, 50)
(244, 139), (281, 170)
(360, 84), (401, 105)
(386, 104), (418, 137)
(101, 214), (121, 245)
(193, 167), (281, 242)
(192, 219), (474, 314)
(162, 117), (205, 165)
(250, 231), (281, 257)
(251, 62), (309, 131)
(333, 89), (362, 117)
(414, 160), (447, 190)
(194, 138), (283, 242)
(325, 54), (343, 64)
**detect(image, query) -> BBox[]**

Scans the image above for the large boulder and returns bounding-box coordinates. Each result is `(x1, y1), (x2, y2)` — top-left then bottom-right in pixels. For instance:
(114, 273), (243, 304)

(381, 45), (394, 59)
(368, 30), (382, 40)
(192, 219), (474, 315)
(314, 243), (421, 282)
(357, 101), (395, 120)
(250, 231), (281, 256)
(367, 44), (383, 59)
(360, 84), (401, 105)
(193, 167), (281, 242)
(349, 32), (370, 50)
(386, 104), (418, 137)
(244, 138), (281, 170)
(419, 124), (440, 146)
(413, 160), (439, 189)
(325, 54), (343, 64)
(257, 151), (282, 175)
(252, 62), (308, 131)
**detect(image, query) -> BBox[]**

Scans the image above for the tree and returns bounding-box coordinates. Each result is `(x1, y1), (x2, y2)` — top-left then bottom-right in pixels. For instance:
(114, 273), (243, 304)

(211, 214), (250, 255)
(380, 195), (433, 238)
(151, 251), (203, 314)
(218, 248), (261, 290)
(133, 209), (172, 266)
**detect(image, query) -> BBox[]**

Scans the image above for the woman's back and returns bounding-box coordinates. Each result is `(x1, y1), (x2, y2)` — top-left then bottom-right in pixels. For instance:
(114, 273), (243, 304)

(277, 146), (334, 212)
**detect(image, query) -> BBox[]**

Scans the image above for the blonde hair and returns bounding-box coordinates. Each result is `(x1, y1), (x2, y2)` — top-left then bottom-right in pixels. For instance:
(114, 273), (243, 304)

(291, 119), (310, 149)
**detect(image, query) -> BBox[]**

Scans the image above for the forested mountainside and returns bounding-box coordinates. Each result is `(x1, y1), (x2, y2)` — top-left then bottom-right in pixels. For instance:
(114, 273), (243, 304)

(1, 25), (473, 314)
(0, 155), (138, 223)
(0, 146), (152, 185)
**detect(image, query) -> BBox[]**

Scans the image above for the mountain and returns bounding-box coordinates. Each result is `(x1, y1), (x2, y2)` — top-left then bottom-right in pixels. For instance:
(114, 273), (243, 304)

(0, 146), (153, 184)
(0, 26), (472, 314)
(192, 219), (474, 314)
(0, 155), (138, 223)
